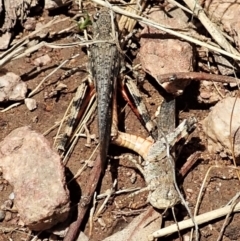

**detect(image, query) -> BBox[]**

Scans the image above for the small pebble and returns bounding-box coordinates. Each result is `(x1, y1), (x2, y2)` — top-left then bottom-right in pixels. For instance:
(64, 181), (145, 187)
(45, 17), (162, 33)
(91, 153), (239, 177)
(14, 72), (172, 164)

(55, 83), (67, 91)
(230, 82), (238, 88)
(87, 160), (94, 168)
(49, 234), (58, 241)
(76, 231), (89, 241)
(200, 91), (211, 99)
(18, 219), (25, 227)
(202, 80), (213, 88)
(9, 192), (14, 200)
(24, 17), (37, 31)
(126, 171), (131, 177)
(130, 172), (137, 184)
(97, 217), (106, 228)
(33, 54), (51, 66)
(186, 188), (193, 193)
(24, 98), (37, 111)
(4, 211), (12, 221)
(219, 151), (227, 158)
(0, 210), (6, 221)
(3, 199), (13, 209)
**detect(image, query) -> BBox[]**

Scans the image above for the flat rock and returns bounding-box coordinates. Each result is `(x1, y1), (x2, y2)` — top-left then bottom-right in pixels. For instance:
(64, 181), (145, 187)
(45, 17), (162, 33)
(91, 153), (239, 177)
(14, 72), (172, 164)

(24, 98), (37, 111)
(33, 54), (51, 67)
(139, 7), (193, 95)
(0, 127), (70, 231)
(202, 97), (240, 162)
(0, 71), (27, 102)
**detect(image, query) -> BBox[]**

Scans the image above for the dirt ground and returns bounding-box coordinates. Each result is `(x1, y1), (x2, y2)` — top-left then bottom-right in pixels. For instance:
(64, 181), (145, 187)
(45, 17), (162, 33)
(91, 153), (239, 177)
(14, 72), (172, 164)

(1, 1), (240, 241)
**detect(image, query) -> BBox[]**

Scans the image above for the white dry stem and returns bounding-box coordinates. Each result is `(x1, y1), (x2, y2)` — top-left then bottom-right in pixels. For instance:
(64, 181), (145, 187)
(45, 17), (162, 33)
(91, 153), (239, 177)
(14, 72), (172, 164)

(0, 103), (21, 112)
(91, 0), (240, 61)
(194, 165), (240, 217)
(67, 144), (99, 183)
(89, 192), (97, 237)
(28, 54), (81, 98)
(190, 165), (240, 241)
(216, 193), (240, 241)
(149, 199), (240, 239)
(183, 0), (240, 56)
(167, 0), (193, 14)
(53, 105), (73, 148)
(95, 179), (117, 217)
(0, 17), (70, 68)
(44, 117), (69, 137)
(97, 187), (141, 199)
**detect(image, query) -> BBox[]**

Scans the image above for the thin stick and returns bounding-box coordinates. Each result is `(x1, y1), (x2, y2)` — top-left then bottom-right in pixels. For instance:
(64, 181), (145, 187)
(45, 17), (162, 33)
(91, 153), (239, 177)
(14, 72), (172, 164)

(63, 154), (102, 241)
(95, 179), (117, 217)
(67, 143), (99, 184)
(156, 72), (240, 84)
(0, 102), (21, 112)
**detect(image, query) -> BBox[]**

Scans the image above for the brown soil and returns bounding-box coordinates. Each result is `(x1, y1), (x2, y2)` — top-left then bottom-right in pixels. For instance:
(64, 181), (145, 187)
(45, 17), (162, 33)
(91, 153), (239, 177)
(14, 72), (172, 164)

(1, 2), (240, 241)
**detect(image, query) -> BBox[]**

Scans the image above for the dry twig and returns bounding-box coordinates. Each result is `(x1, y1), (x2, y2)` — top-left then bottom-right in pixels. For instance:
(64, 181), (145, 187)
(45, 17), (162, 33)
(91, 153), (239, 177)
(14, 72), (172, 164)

(63, 155), (102, 241)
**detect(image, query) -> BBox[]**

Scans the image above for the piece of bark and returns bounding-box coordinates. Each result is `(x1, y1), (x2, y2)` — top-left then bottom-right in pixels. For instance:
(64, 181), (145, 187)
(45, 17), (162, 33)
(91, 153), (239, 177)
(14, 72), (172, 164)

(0, 126), (70, 231)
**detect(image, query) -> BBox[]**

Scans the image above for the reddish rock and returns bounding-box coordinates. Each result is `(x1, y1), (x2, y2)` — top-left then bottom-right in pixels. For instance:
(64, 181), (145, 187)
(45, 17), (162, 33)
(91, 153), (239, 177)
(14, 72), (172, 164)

(202, 97), (240, 162)
(0, 127), (70, 231)
(139, 7), (193, 95)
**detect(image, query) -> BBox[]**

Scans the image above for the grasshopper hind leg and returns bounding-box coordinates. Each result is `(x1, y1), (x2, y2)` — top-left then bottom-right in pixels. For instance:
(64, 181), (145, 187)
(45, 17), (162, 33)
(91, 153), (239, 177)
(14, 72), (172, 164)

(57, 79), (94, 152)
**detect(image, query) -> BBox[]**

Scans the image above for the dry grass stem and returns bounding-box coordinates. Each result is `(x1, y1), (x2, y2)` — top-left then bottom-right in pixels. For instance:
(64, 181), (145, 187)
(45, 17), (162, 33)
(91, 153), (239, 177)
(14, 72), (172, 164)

(44, 118), (69, 137)
(167, 0), (193, 14)
(67, 143), (99, 184)
(95, 179), (117, 217)
(150, 200), (240, 239)
(0, 17), (70, 68)
(0, 102), (22, 112)
(194, 165), (240, 217)
(216, 193), (240, 241)
(91, 0), (240, 61)
(97, 187), (141, 199)
(89, 192), (97, 237)
(28, 54), (81, 98)
(183, 0), (240, 56)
